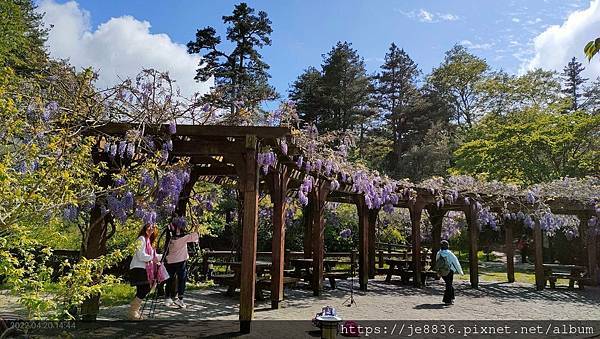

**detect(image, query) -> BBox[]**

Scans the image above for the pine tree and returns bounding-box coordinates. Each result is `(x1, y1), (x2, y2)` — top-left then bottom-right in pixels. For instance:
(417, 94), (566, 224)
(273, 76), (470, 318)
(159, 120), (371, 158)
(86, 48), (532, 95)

(0, 0), (48, 74)
(375, 43), (421, 167)
(290, 41), (372, 133)
(187, 2), (278, 124)
(561, 57), (587, 111)
(289, 67), (324, 126)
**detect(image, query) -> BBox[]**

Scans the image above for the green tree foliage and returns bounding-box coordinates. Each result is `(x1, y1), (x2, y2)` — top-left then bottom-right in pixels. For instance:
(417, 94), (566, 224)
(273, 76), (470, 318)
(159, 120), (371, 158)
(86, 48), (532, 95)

(561, 57), (587, 111)
(0, 0), (47, 74)
(427, 45), (489, 128)
(451, 109), (600, 185)
(479, 69), (564, 114)
(187, 2), (278, 123)
(290, 42), (372, 133)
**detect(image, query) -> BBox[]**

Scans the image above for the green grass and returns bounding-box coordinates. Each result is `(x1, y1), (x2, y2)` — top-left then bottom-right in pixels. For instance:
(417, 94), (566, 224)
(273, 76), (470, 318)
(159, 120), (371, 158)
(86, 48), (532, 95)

(100, 283), (136, 307)
(456, 250), (501, 263)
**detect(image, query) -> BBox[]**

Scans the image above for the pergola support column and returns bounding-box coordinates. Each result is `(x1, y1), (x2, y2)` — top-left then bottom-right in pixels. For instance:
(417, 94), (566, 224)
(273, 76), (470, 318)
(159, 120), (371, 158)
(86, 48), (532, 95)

(368, 208), (379, 279)
(581, 215), (598, 286)
(505, 220), (515, 283)
(356, 197), (370, 291)
(409, 199), (426, 287)
(267, 166), (289, 309)
(427, 207), (445, 264)
(310, 181), (329, 296)
(589, 230), (598, 286)
(464, 203), (479, 288)
(237, 136), (259, 334)
(534, 220), (545, 290)
(303, 203), (313, 259)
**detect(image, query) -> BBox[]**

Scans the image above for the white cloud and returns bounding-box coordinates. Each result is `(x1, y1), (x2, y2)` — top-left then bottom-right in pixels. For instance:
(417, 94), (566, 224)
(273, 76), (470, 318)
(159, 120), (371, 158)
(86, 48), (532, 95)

(439, 13), (459, 21)
(512, 17), (521, 23)
(37, 0), (211, 98)
(398, 8), (459, 23)
(523, 0), (600, 77)
(460, 39), (494, 50)
(418, 9), (434, 22)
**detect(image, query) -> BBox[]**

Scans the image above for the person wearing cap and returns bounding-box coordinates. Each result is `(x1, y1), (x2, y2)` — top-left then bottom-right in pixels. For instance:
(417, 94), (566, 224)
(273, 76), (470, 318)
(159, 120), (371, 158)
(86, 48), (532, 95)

(163, 221), (199, 309)
(435, 240), (464, 305)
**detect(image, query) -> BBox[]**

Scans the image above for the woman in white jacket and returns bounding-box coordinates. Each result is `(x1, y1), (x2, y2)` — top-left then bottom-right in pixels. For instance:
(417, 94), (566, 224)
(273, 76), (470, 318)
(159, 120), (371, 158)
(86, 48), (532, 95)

(128, 223), (160, 320)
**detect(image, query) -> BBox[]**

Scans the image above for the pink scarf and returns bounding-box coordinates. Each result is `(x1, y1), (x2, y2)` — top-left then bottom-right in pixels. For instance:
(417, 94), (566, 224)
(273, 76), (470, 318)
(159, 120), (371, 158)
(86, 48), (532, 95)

(145, 237), (153, 256)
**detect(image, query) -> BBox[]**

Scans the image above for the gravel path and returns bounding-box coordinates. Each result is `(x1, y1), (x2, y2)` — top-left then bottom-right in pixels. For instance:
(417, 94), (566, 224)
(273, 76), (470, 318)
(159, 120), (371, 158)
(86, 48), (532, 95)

(99, 276), (600, 321)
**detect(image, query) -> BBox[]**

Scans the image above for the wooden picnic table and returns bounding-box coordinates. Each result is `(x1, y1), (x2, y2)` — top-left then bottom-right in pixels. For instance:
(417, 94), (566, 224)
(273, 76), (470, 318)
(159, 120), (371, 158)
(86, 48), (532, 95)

(289, 258), (347, 288)
(223, 260), (272, 296)
(385, 258), (433, 284)
(542, 264), (587, 289)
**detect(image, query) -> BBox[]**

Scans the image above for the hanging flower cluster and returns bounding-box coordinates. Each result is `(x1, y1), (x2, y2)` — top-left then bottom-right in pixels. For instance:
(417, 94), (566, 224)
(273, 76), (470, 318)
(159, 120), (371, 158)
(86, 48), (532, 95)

(298, 177), (313, 206)
(339, 229), (352, 239)
(257, 152), (277, 174)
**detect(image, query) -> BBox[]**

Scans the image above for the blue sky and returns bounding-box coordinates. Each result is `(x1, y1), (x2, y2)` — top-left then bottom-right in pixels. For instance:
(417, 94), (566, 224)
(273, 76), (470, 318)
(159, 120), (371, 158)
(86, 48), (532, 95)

(38, 0), (597, 101)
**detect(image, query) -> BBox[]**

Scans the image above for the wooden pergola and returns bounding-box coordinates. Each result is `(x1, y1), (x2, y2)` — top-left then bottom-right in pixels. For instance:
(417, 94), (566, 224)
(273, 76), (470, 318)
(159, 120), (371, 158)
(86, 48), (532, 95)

(84, 122), (599, 332)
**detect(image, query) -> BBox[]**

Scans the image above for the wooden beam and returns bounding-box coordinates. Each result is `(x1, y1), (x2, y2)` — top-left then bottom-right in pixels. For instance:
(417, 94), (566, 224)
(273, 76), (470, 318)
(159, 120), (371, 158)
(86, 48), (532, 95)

(409, 199), (426, 287)
(267, 165), (289, 309)
(238, 137), (259, 334)
(368, 209), (379, 279)
(533, 220), (545, 290)
(355, 197), (370, 291)
(311, 182), (329, 296)
(172, 139), (244, 156)
(464, 204), (479, 288)
(193, 165), (237, 176)
(505, 220), (515, 283)
(427, 207), (445, 264)
(86, 122), (290, 139)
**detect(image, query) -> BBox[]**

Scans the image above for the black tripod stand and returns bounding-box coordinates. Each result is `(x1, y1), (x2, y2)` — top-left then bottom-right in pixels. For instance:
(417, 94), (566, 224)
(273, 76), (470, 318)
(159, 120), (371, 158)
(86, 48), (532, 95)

(342, 258), (357, 307)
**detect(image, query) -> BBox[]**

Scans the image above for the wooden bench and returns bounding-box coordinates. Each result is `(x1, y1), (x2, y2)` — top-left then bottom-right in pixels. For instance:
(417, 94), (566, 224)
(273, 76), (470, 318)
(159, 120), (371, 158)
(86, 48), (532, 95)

(324, 271), (350, 289)
(546, 272), (586, 289)
(256, 277), (301, 300)
(211, 273), (235, 286)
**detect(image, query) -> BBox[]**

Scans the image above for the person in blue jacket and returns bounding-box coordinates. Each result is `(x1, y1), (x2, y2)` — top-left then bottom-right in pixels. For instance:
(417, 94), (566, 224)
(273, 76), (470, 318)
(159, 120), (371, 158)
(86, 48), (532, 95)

(435, 240), (464, 305)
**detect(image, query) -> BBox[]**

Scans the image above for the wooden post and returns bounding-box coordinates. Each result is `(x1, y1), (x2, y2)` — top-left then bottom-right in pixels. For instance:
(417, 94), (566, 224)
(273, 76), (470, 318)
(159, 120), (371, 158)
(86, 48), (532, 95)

(356, 197), (370, 291)
(585, 216), (598, 286)
(310, 181), (328, 296)
(238, 136), (259, 334)
(367, 209), (379, 278)
(427, 207), (445, 264)
(378, 250), (384, 269)
(505, 221), (515, 283)
(533, 220), (545, 290)
(267, 166), (289, 309)
(409, 199), (425, 287)
(303, 203), (313, 259)
(464, 203), (479, 288)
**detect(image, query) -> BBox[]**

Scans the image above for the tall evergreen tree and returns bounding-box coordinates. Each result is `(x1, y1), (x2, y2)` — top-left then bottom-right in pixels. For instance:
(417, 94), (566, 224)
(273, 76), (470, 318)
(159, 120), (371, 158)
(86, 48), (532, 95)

(187, 2), (278, 124)
(289, 67), (324, 126)
(319, 41), (372, 132)
(290, 42), (372, 133)
(375, 43), (421, 167)
(561, 57), (587, 111)
(0, 0), (48, 74)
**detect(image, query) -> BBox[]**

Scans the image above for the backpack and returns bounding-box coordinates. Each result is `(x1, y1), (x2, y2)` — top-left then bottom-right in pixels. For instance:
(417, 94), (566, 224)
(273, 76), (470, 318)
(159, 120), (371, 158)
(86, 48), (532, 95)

(434, 254), (451, 277)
